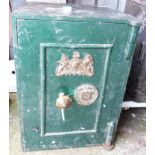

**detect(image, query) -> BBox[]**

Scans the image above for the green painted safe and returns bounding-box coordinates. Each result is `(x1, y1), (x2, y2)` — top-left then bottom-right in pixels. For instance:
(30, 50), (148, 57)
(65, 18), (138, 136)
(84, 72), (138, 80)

(12, 2), (140, 151)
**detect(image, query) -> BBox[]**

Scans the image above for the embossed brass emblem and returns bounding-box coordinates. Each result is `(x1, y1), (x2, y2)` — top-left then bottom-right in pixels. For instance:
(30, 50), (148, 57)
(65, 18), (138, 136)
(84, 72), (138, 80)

(74, 84), (98, 105)
(55, 51), (94, 76)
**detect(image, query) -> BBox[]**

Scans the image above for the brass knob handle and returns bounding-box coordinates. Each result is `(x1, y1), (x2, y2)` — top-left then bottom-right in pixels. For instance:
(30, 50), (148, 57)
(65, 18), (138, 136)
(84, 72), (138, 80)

(56, 93), (72, 109)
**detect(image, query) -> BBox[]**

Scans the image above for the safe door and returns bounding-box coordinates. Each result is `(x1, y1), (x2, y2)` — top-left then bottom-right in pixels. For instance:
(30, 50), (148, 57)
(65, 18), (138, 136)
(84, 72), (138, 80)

(13, 18), (133, 150)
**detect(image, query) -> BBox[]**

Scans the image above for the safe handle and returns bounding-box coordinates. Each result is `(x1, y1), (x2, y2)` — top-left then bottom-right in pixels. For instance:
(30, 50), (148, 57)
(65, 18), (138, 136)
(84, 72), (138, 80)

(56, 93), (72, 109)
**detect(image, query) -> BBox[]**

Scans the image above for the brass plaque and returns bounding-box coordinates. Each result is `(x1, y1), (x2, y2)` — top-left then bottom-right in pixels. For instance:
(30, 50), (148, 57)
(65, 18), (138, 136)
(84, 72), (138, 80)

(74, 84), (98, 105)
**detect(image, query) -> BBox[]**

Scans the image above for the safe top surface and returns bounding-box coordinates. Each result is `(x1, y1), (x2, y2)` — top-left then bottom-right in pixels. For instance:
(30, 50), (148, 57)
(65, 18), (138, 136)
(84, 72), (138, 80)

(12, 2), (140, 26)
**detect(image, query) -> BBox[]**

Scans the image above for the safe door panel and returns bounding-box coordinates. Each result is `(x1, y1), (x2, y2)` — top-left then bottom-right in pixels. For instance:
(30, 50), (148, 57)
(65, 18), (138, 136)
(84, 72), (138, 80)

(40, 43), (112, 136)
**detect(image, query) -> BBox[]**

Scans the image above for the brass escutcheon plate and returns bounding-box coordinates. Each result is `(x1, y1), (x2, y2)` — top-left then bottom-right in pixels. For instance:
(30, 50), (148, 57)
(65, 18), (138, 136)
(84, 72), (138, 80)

(74, 84), (98, 105)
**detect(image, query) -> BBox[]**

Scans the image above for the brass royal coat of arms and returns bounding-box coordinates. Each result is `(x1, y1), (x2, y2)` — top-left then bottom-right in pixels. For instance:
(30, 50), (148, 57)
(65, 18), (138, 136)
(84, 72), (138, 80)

(55, 51), (94, 77)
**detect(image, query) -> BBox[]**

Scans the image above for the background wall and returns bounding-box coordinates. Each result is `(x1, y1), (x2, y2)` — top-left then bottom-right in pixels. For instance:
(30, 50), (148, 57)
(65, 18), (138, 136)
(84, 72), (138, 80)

(26, 0), (66, 3)
(124, 0), (146, 102)
(67, 0), (127, 12)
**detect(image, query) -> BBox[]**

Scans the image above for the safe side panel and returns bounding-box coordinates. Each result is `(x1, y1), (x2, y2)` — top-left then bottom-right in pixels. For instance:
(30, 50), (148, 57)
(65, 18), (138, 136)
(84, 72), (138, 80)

(14, 18), (132, 150)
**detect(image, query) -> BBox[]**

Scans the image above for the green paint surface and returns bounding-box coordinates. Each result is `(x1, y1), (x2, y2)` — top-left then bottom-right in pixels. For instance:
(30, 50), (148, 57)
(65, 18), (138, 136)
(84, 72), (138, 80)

(12, 2), (140, 151)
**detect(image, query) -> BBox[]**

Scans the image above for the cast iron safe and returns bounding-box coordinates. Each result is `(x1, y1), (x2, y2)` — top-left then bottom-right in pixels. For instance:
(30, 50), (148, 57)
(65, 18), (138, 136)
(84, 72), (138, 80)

(12, 2), (140, 151)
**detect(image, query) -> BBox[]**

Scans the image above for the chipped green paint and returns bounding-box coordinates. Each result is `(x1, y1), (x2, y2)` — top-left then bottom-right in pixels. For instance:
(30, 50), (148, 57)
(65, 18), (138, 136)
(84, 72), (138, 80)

(12, 2), (140, 151)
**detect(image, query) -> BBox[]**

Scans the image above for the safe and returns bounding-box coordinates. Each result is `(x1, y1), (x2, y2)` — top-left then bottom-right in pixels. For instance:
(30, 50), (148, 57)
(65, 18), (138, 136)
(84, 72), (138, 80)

(12, 2), (140, 151)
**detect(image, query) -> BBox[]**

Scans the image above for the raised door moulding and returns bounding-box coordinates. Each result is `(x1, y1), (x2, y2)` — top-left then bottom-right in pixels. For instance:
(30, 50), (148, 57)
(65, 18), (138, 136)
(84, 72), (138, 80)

(40, 43), (113, 136)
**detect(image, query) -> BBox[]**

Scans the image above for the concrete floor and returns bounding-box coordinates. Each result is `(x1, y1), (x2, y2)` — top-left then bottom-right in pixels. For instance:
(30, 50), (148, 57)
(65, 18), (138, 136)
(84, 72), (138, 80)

(9, 93), (146, 155)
